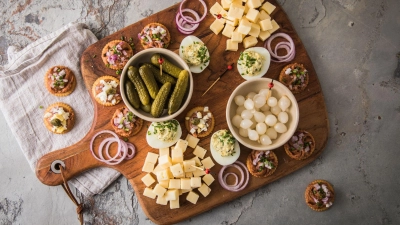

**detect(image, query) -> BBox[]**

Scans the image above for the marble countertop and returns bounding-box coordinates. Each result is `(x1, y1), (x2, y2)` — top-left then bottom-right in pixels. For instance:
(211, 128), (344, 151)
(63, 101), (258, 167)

(1, 0), (400, 224)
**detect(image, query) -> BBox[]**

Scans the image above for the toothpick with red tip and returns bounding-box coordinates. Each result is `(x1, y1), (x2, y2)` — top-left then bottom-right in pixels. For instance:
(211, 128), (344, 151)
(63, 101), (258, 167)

(202, 63), (234, 96)
(268, 80), (274, 90)
(191, 165), (211, 174)
(214, 14), (233, 22)
(158, 56), (164, 76)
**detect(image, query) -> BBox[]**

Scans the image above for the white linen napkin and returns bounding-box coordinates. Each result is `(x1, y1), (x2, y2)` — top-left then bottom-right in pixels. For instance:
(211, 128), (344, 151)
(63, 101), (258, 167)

(0, 22), (120, 197)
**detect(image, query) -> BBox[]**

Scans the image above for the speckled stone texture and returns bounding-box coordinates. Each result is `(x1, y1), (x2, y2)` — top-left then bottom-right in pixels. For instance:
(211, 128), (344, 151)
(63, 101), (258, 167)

(1, 0), (400, 224)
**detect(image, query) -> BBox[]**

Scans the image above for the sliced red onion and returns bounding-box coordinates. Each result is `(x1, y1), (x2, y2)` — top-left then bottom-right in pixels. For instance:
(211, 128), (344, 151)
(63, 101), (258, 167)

(218, 161), (249, 192)
(179, 0), (207, 24)
(264, 33), (296, 63)
(175, 8), (200, 34)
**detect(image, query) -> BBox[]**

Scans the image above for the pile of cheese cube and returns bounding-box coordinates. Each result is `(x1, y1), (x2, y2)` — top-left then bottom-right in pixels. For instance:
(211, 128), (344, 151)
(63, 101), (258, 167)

(141, 134), (216, 209)
(209, 0), (279, 51)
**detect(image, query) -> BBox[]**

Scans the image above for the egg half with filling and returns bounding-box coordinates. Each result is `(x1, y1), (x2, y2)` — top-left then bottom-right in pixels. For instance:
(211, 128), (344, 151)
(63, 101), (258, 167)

(210, 129), (240, 166)
(237, 47), (271, 80)
(179, 35), (210, 73)
(146, 119), (182, 148)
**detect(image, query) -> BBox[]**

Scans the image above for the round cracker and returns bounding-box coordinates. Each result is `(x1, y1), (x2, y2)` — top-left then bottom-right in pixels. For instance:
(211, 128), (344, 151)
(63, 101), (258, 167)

(246, 150), (278, 178)
(92, 76), (122, 106)
(279, 63), (309, 94)
(43, 102), (75, 134)
(284, 130), (316, 160)
(304, 179), (335, 212)
(185, 106), (215, 138)
(139, 23), (171, 49)
(101, 40), (133, 70)
(110, 107), (143, 137)
(44, 66), (76, 97)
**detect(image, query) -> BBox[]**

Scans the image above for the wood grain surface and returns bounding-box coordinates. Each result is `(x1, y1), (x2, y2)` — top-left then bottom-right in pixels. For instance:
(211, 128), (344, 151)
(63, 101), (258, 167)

(35, 0), (329, 224)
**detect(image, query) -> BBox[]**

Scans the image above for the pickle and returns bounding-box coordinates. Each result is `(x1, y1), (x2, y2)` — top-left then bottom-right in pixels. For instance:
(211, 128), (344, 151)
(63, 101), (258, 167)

(168, 70), (189, 115)
(151, 82), (172, 118)
(127, 66), (150, 105)
(140, 103), (152, 113)
(125, 80), (140, 109)
(151, 53), (183, 78)
(139, 65), (159, 99)
(143, 63), (177, 85)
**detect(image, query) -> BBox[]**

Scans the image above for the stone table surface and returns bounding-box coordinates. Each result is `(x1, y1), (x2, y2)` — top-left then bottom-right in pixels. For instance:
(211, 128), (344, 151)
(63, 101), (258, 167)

(1, 0), (399, 224)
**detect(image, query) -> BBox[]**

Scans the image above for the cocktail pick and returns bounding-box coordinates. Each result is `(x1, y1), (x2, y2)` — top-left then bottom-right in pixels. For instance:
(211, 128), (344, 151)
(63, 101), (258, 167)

(202, 63), (233, 96)
(191, 165), (211, 174)
(158, 56), (164, 76)
(214, 14), (233, 22)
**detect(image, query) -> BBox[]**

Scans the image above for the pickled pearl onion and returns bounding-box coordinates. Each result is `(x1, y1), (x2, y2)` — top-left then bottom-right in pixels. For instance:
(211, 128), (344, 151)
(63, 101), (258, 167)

(179, 0), (207, 24)
(264, 32), (296, 62)
(218, 161), (249, 192)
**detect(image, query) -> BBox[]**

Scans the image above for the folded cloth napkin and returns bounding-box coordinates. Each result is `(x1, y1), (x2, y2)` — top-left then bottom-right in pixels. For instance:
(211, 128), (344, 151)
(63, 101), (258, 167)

(0, 22), (120, 197)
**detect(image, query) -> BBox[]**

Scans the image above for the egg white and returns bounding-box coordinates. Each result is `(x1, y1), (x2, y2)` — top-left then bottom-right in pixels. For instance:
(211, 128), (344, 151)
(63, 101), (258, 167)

(179, 35), (210, 74)
(210, 130), (241, 166)
(237, 47), (271, 80)
(146, 120), (182, 149)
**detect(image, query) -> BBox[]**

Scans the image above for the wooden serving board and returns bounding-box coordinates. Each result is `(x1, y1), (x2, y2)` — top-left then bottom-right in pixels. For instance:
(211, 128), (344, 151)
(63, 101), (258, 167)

(35, 0), (329, 224)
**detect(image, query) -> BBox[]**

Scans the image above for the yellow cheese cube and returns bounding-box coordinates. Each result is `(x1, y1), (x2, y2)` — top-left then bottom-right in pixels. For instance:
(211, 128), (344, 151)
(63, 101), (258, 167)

(190, 177), (202, 188)
(243, 36), (258, 48)
(156, 169), (172, 181)
(268, 19), (280, 33)
(143, 187), (157, 199)
(171, 147), (183, 164)
(258, 9), (271, 21)
(259, 19), (273, 31)
(237, 18), (252, 35)
(141, 173), (156, 187)
(183, 160), (196, 172)
(258, 30), (271, 41)
(244, 3), (250, 14)
(246, 8), (260, 23)
(165, 189), (179, 201)
(169, 163), (184, 177)
(152, 184), (167, 196)
(221, 0), (231, 10)
(248, 22), (261, 37)
(145, 152), (158, 164)
(198, 183), (211, 197)
(185, 172), (193, 178)
(159, 179), (169, 188)
(159, 147), (169, 157)
(180, 178), (191, 190)
(193, 146), (207, 159)
(231, 31), (243, 43)
(222, 24), (235, 38)
(202, 173), (215, 186)
(192, 166), (206, 177)
(226, 39), (239, 51)
(174, 139), (188, 153)
(156, 194), (168, 205)
(185, 134), (200, 149)
(225, 16), (239, 26)
(210, 19), (225, 35)
(158, 154), (172, 169)
(261, 1), (276, 14)
(169, 179), (181, 189)
(231, 0), (242, 5)
(201, 157), (215, 169)
(186, 191), (199, 204)
(152, 164), (163, 174)
(191, 156), (202, 166)
(169, 199), (180, 209)
(247, 0), (261, 9)
(227, 3), (245, 19)
(210, 2), (224, 16)
(141, 162), (155, 173)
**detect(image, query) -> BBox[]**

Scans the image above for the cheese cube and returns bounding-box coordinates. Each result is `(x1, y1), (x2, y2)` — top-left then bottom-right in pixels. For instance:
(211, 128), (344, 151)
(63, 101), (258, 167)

(169, 179), (181, 189)
(143, 187), (157, 199)
(248, 22), (261, 37)
(259, 19), (273, 31)
(145, 152), (158, 164)
(210, 2), (224, 16)
(247, 0), (261, 9)
(170, 199), (180, 209)
(243, 36), (258, 48)
(258, 30), (271, 41)
(221, 0), (231, 10)
(201, 157), (215, 169)
(198, 183), (211, 197)
(169, 163), (184, 177)
(227, 3), (245, 19)
(183, 160), (196, 172)
(237, 18), (252, 35)
(268, 19), (280, 33)
(185, 134), (200, 149)
(192, 166), (206, 177)
(190, 177), (202, 188)
(158, 155), (172, 169)
(180, 178), (191, 190)
(231, 0), (242, 5)
(202, 173), (215, 186)
(246, 8), (260, 23)
(191, 156), (202, 166)
(142, 162), (155, 173)
(193, 146), (207, 159)
(159, 179), (169, 188)
(213, 9), (228, 24)
(225, 16), (239, 26)
(141, 173), (156, 187)
(156, 169), (172, 181)
(174, 139), (188, 153)
(231, 30), (244, 43)
(159, 147), (169, 157)
(152, 184), (167, 196)
(156, 194), (168, 205)
(210, 19), (225, 35)
(174, 168), (186, 178)
(261, 1), (276, 14)
(171, 147), (183, 164)
(165, 189), (179, 201)
(226, 39), (239, 51)
(258, 9), (271, 21)
(185, 172), (193, 178)
(186, 191), (199, 204)
(244, 2), (250, 14)
(152, 164), (163, 174)
(222, 24), (235, 38)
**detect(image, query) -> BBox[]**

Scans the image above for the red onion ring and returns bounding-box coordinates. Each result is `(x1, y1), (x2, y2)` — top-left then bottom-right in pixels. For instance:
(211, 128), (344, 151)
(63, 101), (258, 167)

(218, 161), (249, 192)
(175, 9), (200, 32)
(264, 32), (296, 63)
(90, 130), (136, 165)
(179, 0), (207, 24)
(223, 173), (238, 186)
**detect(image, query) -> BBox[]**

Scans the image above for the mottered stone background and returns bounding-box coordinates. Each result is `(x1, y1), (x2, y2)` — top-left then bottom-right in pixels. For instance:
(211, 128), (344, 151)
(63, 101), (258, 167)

(1, 0), (399, 224)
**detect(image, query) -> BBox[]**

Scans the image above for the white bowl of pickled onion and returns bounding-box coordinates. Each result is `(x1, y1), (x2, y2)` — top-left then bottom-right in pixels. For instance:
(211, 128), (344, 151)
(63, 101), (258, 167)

(226, 78), (299, 151)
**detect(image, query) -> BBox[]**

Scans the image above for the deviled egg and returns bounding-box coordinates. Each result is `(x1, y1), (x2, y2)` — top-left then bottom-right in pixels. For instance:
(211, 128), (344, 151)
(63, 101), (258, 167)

(210, 129), (240, 165)
(237, 47), (271, 80)
(179, 35), (210, 73)
(146, 119), (182, 148)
